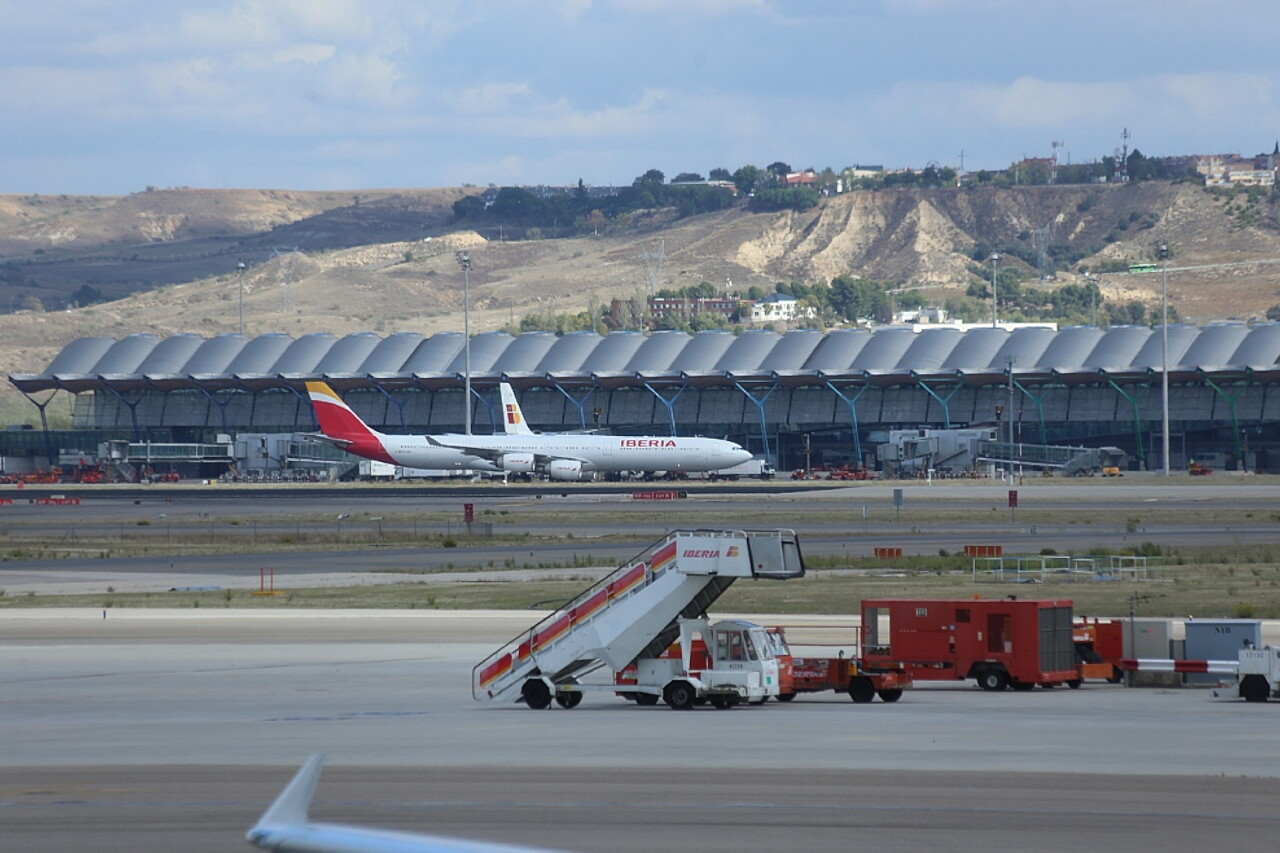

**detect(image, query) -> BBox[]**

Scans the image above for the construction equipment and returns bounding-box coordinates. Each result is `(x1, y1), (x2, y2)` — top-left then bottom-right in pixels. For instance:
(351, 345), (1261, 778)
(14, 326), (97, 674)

(861, 598), (1079, 690)
(473, 529), (805, 710)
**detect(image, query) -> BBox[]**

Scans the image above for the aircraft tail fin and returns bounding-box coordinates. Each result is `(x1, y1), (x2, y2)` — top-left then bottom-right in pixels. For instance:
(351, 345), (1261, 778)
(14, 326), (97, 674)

(499, 383), (534, 435)
(305, 382), (396, 465)
(306, 382), (380, 443)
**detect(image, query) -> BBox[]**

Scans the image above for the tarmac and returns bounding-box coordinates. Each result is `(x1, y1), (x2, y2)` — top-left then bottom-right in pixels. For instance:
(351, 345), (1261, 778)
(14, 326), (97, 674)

(3, 608), (1279, 851)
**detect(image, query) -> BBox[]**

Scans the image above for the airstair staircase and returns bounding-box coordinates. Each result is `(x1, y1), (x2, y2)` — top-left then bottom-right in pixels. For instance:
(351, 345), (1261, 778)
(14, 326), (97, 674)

(472, 529), (804, 702)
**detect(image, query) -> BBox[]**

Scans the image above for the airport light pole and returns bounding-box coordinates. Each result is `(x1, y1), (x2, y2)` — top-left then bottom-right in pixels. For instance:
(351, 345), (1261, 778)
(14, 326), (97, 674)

(456, 251), (472, 435)
(989, 252), (999, 327)
(1159, 244), (1170, 476)
(237, 262), (246, 335)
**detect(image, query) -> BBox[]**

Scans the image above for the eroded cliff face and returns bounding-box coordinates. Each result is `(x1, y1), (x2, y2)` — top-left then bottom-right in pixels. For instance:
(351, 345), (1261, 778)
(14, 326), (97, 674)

(733, 182), (1279, 292)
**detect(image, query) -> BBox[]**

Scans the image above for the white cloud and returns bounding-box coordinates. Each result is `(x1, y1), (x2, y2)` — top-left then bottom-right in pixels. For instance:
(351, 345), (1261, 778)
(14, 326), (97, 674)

(1157, 72), (1274, 118)
(879, 77), (1134, 129)
(269, 44), (337, 66)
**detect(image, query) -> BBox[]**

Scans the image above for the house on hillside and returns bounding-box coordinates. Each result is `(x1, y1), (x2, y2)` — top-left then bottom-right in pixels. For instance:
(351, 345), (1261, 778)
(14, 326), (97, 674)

(750, 293), (814, 325)
(779, 170), (819, 187)
(1197, 146), (1277, 187)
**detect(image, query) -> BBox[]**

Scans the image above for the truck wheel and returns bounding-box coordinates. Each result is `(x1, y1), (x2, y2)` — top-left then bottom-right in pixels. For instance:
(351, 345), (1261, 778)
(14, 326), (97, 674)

(1241, 676), (1270, 703)
(664, 681), (697, 711)
(977, 669), (1008, 691)
(1107, 667), (1124, 684)
(1010, 681), (1034, 692)
(877, 689), (903, 703)
(635, 693), (660, 706)
(848, 677), (875, 704)
(1067, 679), (1082, 690)
(522, 679), (552, 710)
(710, 696), (733, 710)
(776, 692), (797, 702)
(555, 690), (583, 709)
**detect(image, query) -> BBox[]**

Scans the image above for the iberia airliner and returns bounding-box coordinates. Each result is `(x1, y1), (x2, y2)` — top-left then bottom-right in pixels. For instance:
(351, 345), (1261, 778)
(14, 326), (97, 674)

(306, 382), (753, 481)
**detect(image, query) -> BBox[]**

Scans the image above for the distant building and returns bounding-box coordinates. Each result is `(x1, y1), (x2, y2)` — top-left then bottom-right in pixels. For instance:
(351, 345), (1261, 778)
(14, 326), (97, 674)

(750, 293), (814, 324)
(647, 296), (739, 322)
(779, 170), (819, 187)
(893, 306), (950, 325)
(668, 180), (738, 194)
(610, 296), (742, 328)
(1197, 147), (1277, 187)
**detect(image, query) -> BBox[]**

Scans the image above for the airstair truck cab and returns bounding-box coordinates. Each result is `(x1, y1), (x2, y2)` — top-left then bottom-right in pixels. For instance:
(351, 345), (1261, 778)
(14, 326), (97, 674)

(473, 529), (804, 710)
(633, 618), (781, 709)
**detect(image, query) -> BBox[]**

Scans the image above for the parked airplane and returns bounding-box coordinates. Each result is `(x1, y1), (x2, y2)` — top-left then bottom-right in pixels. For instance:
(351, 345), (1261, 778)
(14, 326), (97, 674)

(426, 384), (753, 479)
(247, 754), (557, 853)
(305, 381), (753, 480)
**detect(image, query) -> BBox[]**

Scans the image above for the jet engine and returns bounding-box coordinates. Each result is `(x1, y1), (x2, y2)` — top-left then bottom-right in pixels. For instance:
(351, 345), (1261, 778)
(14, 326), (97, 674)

(498, 452), (536, 473)
(546, 459), (588, 481)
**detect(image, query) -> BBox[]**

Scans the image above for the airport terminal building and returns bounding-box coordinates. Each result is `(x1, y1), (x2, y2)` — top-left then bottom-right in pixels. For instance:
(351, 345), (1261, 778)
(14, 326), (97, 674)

(7, 324), (1280, 477)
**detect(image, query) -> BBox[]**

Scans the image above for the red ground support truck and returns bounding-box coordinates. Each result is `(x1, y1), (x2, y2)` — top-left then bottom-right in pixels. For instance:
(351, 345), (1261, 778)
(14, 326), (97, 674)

(765, 627), (913, 703)
(860, 597), (1079, 691)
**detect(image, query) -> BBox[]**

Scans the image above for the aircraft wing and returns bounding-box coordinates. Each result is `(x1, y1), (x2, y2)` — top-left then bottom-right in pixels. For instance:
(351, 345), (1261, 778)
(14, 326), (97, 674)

(424, 436), (587, 467)
(247, 754), (560, 853)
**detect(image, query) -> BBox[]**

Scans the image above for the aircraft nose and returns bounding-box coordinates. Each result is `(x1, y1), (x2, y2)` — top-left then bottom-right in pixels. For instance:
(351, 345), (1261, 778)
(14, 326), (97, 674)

(728, 447), (753, 465)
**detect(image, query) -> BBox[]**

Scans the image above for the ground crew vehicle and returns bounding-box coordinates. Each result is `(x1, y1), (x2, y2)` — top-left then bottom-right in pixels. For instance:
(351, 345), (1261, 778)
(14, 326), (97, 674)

(1236, 647), (1280, 702)
(473, 529), (805, 710)
(767, 628), (912, 703)
(860, 597), (1079, 690)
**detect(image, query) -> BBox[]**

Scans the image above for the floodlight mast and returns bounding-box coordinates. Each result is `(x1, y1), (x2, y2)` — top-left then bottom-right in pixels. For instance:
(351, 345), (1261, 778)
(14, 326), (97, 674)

(237, 262), (246, 335)
(989, 252), (999, 327)
(1159, 244), (1170, 476)
(456, 251), (472, 435)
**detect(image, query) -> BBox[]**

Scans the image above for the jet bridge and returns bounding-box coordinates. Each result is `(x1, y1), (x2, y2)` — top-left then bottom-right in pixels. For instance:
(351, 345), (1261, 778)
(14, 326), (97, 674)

(472, 529), (804, 704)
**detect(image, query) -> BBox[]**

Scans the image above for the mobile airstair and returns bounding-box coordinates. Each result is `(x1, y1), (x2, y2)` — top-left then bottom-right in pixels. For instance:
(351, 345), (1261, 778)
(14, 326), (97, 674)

(472, 529), (804, 705)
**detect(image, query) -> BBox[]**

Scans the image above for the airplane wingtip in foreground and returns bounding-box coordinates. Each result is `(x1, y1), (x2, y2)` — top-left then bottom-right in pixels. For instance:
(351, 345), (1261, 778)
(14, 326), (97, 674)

(247, 754), (558, 853)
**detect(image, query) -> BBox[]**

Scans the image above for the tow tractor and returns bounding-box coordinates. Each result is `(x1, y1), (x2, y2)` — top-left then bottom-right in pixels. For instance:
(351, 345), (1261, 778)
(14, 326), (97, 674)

(767, 626), (912, 703)
(473, 529), (805, 710)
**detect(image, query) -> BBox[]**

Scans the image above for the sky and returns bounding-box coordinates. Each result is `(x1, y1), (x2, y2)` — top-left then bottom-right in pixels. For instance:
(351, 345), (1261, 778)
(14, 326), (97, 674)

(4, 0), (1280, 195)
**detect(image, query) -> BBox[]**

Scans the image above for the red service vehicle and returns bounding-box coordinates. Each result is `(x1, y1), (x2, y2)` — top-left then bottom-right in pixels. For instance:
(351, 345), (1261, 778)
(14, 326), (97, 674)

(782, 654), (911, 703)
(861, 597), (1079, 691)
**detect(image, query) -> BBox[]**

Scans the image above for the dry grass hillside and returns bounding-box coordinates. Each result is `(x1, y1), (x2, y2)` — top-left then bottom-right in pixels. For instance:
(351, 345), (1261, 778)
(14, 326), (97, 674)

(3, 181), (1280, 427)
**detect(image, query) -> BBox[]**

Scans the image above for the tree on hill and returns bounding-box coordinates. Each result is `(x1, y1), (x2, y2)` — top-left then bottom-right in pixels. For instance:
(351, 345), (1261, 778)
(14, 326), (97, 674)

(749, 186), (819, 212)
(733, 165), (767, 195)
(634, 169), (665, 186)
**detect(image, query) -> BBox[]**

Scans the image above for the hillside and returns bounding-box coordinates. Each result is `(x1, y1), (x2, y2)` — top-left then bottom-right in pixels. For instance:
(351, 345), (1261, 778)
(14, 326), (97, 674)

(2, 180), (1279, 427)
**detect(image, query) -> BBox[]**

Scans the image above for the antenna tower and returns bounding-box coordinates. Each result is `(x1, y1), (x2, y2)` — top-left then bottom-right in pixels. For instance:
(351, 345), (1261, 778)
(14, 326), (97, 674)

(1050, 141), (1063, 184)
(1115, 128), (1131, 182)
(1032, 221), (1053, 278)
(638, 240), (665, 296)
(273, 247), (299, 312)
